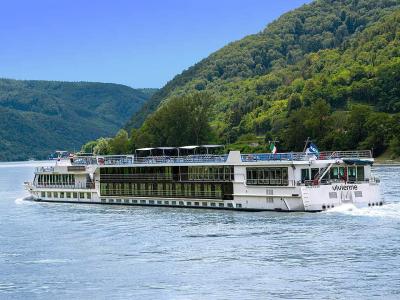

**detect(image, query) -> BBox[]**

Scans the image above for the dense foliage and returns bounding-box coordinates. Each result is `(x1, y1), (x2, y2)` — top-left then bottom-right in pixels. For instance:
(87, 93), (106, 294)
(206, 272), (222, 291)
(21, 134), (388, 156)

(0, 79), (156, 161)
(120, 0), (400, 158)
(82, 93), (215, 154)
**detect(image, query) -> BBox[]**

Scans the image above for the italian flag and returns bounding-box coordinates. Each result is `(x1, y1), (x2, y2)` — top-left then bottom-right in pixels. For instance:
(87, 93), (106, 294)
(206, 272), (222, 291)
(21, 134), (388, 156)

(269, 143), (277, 154)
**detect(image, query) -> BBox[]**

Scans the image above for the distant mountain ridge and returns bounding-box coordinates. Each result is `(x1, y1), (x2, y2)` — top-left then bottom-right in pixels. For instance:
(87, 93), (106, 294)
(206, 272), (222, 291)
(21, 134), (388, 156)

(0, 79), (156, 161)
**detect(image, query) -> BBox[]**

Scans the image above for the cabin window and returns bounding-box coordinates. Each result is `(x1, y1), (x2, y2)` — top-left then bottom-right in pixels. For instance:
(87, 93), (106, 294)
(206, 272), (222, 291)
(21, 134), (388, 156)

(86, 193), (91, 199)
(79, 192), (85, 199)
(330, 167), (339, 180)
(41, 192), (45, 198)
(53, 192), (58, 198)
(236, 203), (242, 208)
(311, 168), (319, 180)
(246, 167), (288, 186)
(60, 192), (64, 198)
(219, 203), (224, 207)
(186, 202), (192, 206)
(172, 201), (176, 205)
(73, 192), (78, 198)
(301, 169), (310, 182)
(356, 167), (365, 181)
(348, 167), (357, 182)
(66, 192), (71, 198)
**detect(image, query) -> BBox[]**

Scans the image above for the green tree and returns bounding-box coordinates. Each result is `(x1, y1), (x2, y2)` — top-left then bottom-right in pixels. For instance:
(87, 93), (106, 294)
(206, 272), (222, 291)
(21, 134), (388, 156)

(93, 138), (111, 155)
(109, 129), (130, 154)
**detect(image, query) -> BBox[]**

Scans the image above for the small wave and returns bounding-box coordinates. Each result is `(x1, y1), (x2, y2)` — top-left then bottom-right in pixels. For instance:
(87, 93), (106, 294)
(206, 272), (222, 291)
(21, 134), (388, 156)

(15, 196), (34, 205)
(325, 202), (400, 219)
(29, 258), (73, 264)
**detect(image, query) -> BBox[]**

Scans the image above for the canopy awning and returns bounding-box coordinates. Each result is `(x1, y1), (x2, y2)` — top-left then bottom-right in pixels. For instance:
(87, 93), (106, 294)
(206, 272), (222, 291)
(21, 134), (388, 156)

(201, 145), (223, 148)
(136, 147), (155, 151)
(178, 145), (199, 150)
(156, 147), (176, 150)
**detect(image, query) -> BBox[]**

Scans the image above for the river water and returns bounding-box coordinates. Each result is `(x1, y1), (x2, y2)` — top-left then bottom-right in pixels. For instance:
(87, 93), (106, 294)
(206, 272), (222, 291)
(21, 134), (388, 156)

(0, 161), (399, 299)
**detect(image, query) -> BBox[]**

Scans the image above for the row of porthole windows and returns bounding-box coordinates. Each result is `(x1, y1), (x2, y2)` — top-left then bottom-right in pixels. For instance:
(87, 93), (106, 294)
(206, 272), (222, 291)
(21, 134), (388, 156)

(40, 191), (91, 200)
(323, 201), (383, 210)
(100, 198), (242, 208)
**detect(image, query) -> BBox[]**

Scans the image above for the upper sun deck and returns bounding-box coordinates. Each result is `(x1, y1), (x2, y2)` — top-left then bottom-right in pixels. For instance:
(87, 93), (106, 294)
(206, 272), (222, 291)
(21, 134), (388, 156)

(34, 150), (373, 174)
(66, 150), (372, 166)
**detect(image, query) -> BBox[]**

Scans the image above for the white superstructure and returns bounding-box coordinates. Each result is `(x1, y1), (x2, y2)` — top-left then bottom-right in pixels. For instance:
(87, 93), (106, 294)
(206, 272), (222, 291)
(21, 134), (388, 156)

(24, 149), (383, 212)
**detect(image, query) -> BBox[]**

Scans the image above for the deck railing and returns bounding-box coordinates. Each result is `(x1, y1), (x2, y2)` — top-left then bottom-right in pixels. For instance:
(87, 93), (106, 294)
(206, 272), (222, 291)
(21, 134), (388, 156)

(133, 155), (228, 164)
(241, 150), (372, 162)
(34, 183), (95, 189)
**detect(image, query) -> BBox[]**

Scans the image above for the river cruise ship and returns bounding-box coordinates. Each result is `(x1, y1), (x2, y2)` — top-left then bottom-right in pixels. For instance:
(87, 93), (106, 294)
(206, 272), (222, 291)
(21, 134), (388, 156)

(24, 146), (383, 212)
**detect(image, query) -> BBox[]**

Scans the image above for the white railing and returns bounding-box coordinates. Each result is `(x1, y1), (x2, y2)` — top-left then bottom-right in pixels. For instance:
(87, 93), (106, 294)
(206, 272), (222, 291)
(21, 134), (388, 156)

(241, 150), (372, 162)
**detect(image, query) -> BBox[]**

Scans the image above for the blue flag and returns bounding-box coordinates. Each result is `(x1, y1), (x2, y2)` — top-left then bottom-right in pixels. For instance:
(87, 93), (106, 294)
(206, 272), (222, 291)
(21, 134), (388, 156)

(307, 142), (319, 155)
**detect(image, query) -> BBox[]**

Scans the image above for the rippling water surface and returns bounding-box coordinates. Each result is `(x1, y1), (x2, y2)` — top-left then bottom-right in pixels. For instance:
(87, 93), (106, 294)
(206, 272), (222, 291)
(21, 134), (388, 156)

(0, 161), (399, 299)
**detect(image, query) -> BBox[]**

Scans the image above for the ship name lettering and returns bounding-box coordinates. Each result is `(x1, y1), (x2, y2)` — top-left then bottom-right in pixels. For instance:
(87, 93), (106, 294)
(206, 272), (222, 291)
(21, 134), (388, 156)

(332, 185), (358, 191)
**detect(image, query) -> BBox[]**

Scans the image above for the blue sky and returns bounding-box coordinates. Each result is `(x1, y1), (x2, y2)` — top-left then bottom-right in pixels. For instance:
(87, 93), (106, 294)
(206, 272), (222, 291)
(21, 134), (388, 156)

(0, 0), (312, 88)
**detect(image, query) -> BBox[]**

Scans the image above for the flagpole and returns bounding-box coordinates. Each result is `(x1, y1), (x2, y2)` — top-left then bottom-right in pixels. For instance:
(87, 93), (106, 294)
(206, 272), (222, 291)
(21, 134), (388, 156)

(303, 137), (310, 153)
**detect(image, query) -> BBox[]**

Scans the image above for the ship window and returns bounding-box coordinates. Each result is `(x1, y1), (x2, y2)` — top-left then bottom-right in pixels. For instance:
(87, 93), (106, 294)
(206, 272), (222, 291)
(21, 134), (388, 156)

(101, 198), (106, 203)
(179, 201), (184, 205)
(172, 201), (176, 205)
(140, 200), (146, 204)
(329, 192), (337, 199)
(339, 167), (345, 179)
(301, 169), (310, 182)
(194, 202), (200, 206)
(202, 202), (207, 207)
(227, 203), (233, 208)
(132, 200), (138, 204)
(157, 200), (162, 205)
(73, 192), (78, 198)
(66, 192), (71, 198)
(357, 167), (365, 181)
(186, 202), (192, 206)
(348, 167), (356, 182)
(53, 192), (58, 198)
(79, 192), (85, 199)
(60, 192), (65, 198)
(311, 168), (319, 180)
(116, 199), (121, 203)
(124, 199), (129, 203)
(164, 201), (169, 205)
(330, 167), (339, 180)
(87, 193), (91, 199)
(149, 200), (155, 204)
(247, 167), (288, 186)
(41, 192), (45, 198)
(211, 202), (216, 207)
(218, 203), (224, 207)
(236, 203), (242, 208)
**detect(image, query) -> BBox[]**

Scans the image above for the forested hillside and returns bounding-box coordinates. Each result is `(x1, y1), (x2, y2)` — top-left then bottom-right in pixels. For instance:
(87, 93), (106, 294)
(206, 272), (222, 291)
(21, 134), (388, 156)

(112, 0), (399, 158)
(126, 0), (400, 129)
(0, 79), (155, 161)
